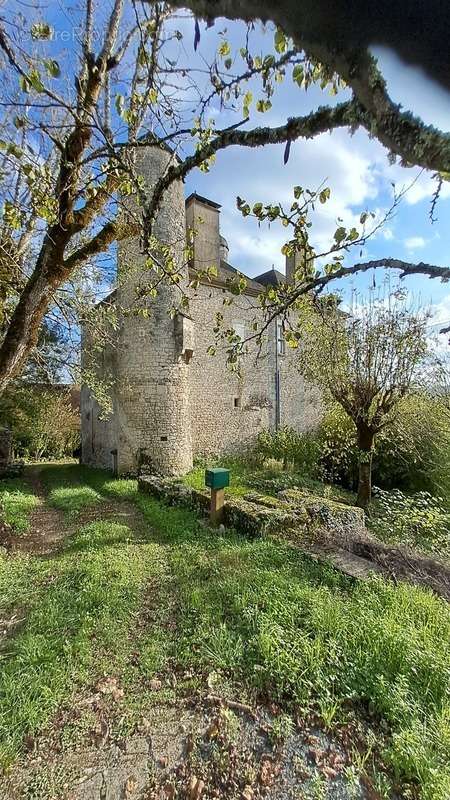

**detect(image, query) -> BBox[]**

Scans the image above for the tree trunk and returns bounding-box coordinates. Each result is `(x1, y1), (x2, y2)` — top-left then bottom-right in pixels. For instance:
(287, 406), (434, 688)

(356, 424), (375, 511)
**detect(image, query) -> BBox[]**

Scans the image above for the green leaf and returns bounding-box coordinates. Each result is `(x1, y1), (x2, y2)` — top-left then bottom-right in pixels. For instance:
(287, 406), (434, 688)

(115, 94), (125, 117)
(243, 90), (252, 117)
(26, 70), (45, 93)
(334, 226), (347, 243)
(274, 28), (287, 54)
(43, 59), (60, 78)
(218, 41), (231, 57)
(256, 99), (272, 113)
(31, 22), (52, 39)
(292, 65), (304, 87)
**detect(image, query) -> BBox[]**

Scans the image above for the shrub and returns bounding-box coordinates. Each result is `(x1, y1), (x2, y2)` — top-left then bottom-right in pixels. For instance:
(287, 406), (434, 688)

(255, 427), (320, 476)
(374, 395), (450, 496)
(317, 396), (450, 498)
(0, 384), (80, 460)
(370, 488), (450, 559)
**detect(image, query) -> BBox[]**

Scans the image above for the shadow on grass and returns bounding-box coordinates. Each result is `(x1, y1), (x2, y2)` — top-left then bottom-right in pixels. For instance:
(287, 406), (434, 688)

(5, 462), (449, 797)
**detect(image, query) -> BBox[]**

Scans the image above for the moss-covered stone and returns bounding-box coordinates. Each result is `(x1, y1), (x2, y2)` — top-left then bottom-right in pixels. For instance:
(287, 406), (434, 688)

(138, 475), (366, 542)
(223, 495), (297, 538)
(277, 488), (365, 538)
(138, 475), (209, 513)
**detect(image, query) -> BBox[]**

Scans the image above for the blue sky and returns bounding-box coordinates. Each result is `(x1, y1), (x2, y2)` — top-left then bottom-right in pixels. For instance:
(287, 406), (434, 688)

(174, 18), (450, 329)
(7, 3), (450, 332)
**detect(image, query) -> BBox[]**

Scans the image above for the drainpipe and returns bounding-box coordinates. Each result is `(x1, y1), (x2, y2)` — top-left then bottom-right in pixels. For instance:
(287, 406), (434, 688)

(275, 319), (281, 430)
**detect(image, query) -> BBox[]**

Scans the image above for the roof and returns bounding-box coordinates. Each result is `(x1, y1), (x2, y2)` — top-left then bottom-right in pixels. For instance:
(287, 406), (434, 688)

(218, 260), (265, 293)
(185, 192), (221, 210)
(253, 268), (286, 287)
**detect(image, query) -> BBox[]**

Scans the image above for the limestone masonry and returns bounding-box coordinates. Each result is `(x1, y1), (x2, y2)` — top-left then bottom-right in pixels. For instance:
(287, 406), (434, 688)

(80, 144), (321, 475)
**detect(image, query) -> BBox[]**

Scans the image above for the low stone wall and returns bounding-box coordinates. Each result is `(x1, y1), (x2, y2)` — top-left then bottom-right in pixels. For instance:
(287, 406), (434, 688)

(138, 474), (450, 600)
(139, 474), (210, 514)
(277, 489), (366, 541)
(138, 475), (301, 537)
(137, 475), (364, 540)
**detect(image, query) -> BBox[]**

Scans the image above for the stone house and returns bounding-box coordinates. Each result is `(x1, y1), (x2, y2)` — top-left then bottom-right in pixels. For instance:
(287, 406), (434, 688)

(80, 144), (321, 476)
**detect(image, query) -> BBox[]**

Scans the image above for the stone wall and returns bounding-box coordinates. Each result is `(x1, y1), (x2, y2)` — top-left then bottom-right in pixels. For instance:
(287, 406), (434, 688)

(189, 284), (273, 456)
(80, 301), (117, 471)
(80, 145), (321, 475)
(186, 194), (221, 272)
(115, 145), (193, 476)
(188, 284), (321, 458)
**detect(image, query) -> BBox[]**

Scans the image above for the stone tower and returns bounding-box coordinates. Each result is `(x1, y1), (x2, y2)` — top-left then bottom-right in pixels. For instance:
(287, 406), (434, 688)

(115, 144), (193, 475)
(285, 250), (303, 284)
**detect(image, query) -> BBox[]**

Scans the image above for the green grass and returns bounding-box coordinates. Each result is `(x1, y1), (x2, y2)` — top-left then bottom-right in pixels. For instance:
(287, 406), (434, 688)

(184, 458), (356, 503)
(0, 478), (39, 532)
(1, 463), (449, 799)
(0, 516), (165, 768)
(135, 492), (450, 800)
(39, 463), (137, 517)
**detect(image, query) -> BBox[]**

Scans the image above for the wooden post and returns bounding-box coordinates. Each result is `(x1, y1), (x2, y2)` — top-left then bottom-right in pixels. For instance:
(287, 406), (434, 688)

(205, 468), (229, 527)
(210, 487), (225, 526)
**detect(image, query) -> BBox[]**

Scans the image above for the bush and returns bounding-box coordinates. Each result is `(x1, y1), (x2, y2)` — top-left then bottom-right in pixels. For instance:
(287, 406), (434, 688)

(370, 488), (450, 559)
(316, 404), (358, 488)
(317, 396), (450, 498)
(374, 395), (450, 496)
(0, 384), (80, 461)
(255, 427), (320, 476)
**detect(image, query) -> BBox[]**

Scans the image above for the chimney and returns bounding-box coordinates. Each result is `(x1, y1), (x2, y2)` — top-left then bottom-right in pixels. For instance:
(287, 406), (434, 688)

(185, 193), (221, 270)
(285, 250), (303, 284)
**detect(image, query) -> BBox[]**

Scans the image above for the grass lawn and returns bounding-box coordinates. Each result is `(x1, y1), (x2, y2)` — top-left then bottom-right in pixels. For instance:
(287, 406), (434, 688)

(0, 463), (449, 799)
(0, 478), (40, 532)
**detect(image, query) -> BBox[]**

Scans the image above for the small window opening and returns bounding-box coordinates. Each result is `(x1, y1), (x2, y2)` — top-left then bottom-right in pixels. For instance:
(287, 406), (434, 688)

(277, 320), (286, 356)
(160, 435), (168, 442)
(233, 322), (246, 341)
(233, 397), (241, 409)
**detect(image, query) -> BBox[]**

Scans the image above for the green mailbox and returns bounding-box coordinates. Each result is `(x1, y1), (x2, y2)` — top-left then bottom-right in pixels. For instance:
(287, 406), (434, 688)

(205, 467), (230, 490)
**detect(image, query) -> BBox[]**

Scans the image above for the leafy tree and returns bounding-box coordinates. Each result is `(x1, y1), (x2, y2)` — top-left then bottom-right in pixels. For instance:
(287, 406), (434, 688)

(0, 0), (448, 393)
(318, 395), (450, 498)
(0, 384), (80, 460)
(297, 293), (430, 509)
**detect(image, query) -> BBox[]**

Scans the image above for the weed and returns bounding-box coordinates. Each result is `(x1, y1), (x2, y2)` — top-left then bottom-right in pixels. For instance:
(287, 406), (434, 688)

(269, 713), (295, 743)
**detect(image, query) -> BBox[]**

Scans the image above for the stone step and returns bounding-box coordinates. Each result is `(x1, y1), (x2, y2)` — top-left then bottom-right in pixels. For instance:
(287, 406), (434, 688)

(303, 544), (384, 580)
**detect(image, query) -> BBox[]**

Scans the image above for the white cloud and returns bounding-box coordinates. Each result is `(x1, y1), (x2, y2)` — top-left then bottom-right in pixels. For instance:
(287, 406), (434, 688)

(404, 236), (427, 250)
(192, 127), (386, 275)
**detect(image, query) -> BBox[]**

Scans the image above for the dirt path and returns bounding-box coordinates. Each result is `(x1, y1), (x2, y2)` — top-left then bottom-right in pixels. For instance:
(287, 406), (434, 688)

(0, 465), (66, 555)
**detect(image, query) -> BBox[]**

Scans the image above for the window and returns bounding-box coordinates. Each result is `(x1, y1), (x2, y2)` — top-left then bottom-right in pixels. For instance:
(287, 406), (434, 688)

(233, 322), (246, 342)
(277, 320), (285, 355)
(233, 397), (241, 409)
